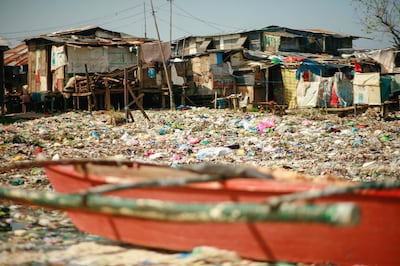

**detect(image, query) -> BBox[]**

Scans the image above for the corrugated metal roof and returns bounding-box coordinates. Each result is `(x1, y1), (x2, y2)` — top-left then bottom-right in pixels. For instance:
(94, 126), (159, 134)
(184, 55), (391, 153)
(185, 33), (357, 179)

(47, 26), (107, 37)
(175, 25), (359, 42)
(305, 29), (360, 38)
(4, 42), (27, 66)
(264, 31), (302, 38)
(25, 36), (131, 46)
(25, 26), (151, 46)
(261, 25), (360, 39)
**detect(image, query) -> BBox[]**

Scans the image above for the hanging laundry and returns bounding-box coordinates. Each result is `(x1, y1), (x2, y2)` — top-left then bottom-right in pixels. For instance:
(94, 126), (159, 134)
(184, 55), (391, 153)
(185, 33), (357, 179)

(354, 61), (362, 73)
(330, 85), (339, 107)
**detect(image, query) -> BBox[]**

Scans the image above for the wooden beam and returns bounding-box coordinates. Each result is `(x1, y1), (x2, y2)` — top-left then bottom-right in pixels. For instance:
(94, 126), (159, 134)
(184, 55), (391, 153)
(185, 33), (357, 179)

(127, 86), (150, 121)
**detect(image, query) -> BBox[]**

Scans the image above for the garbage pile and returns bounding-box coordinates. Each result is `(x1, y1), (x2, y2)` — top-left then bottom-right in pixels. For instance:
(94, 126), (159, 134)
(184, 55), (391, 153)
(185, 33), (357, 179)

(0, 107), (399, 265)
(2, 108), (399, 181)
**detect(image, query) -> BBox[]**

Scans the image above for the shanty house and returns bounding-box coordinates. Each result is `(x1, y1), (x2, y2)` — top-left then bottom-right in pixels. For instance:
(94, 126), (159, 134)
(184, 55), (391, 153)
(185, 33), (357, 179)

(169, 50), (237, 108)
(173, 25), (359, 57)
(190, 52), (235, 94)
(230, 49), (285, 106)
(171, 25), (359, 108)
(260, 26), (356, 54)
(24, 26), (151, 110)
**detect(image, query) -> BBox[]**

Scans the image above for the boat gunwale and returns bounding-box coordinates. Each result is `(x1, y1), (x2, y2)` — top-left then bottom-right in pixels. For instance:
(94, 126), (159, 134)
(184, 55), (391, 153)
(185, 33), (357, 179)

(44, 164), (400, 199)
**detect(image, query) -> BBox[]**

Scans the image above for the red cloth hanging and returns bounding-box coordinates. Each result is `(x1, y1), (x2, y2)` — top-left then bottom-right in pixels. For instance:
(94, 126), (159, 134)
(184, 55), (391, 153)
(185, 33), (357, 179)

(35, 70), (41, 83)
(330, 84), (339, 107)
(354, 61), (362, 73)
(303, 71), (310, 82)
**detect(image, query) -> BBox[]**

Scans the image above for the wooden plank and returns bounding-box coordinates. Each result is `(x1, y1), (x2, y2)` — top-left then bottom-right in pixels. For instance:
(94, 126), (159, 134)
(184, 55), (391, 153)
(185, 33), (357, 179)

(84, 64), (96, 111)
(104, 80), (111, 111)
(127, 86), (150, 121)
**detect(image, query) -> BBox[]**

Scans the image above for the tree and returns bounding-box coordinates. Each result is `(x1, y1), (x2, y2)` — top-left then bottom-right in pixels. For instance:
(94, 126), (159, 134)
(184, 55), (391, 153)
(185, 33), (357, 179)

(353, 0), (400, 48)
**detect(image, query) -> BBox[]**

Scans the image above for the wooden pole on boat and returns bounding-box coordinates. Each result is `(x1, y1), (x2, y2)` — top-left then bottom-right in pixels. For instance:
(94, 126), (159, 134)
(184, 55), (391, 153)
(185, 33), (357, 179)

(266, 180), (400, 206)
(150, 0), (175, 110)
(0, 186), (359, 226)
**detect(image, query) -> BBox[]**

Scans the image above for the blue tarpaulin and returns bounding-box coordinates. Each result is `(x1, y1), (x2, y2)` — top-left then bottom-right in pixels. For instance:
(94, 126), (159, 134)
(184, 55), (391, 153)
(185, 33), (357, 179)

(296, 59), (350, 79)
(380, 76), (391, 101)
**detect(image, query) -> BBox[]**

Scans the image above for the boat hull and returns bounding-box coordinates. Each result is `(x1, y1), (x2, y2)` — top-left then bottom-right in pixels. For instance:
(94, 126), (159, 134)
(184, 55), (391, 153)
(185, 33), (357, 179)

(45, 165), (400, 264)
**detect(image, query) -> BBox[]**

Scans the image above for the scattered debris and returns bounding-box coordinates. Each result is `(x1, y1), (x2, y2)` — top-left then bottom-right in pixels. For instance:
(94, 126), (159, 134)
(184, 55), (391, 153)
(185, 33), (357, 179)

(1, 107), (400, 264)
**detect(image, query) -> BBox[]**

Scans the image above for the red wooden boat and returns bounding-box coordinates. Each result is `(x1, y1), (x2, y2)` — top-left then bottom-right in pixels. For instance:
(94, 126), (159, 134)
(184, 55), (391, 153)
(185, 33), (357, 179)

(41, 161), (400, 265)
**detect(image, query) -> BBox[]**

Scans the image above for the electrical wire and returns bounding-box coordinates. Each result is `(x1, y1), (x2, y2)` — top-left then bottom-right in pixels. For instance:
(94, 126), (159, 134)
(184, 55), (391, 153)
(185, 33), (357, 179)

(153, 2), (244, 39)
(2, 1), (246, 44)
(156, 16), (192, 37)
(1, 2), (168, 45)
(172, 2), (246, 33)
(1, 2), (145, 36)
(171, 3), (223, 32)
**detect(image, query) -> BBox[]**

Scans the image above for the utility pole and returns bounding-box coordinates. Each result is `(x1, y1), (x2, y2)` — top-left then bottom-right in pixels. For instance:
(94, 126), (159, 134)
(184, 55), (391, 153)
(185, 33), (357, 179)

(169, 0), (172, 43)
(150, 0), (175, 110)
(144, 2), (147, 38)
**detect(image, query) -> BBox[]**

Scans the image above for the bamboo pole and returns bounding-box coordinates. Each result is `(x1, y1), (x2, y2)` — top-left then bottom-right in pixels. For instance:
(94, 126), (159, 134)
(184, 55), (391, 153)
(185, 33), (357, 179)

(79, 174), (223, 195)
(266, 180), (400, 207)
(150, 0), (175, 110)
(0, 186), (359, 225)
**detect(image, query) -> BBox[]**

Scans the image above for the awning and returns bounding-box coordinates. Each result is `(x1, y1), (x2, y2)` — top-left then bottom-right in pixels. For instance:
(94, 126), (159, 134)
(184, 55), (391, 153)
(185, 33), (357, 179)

(4, 43), (28, 66)
(235, 37), (247, 47)
(198, 40), (211, 53)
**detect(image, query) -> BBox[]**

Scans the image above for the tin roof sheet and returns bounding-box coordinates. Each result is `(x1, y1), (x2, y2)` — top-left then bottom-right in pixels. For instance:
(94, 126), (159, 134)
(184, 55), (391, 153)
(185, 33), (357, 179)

(4, 42), (27, 66)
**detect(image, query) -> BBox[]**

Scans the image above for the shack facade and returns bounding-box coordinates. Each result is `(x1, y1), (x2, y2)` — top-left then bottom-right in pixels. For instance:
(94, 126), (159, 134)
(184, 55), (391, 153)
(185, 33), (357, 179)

(173, 26), (358, 57)
(5, 24), (400, 114)
(171, 26), (359, 108)
(23, 26), (155, 111)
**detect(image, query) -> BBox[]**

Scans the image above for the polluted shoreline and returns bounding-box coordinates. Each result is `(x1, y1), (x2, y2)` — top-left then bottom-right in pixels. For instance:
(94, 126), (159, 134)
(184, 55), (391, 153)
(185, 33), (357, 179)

(1, 108), (400, 265)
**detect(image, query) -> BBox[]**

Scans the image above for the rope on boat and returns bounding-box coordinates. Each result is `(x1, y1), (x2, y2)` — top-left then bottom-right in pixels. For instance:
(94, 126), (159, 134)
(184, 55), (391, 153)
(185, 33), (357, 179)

(0, 186), (359, 226)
